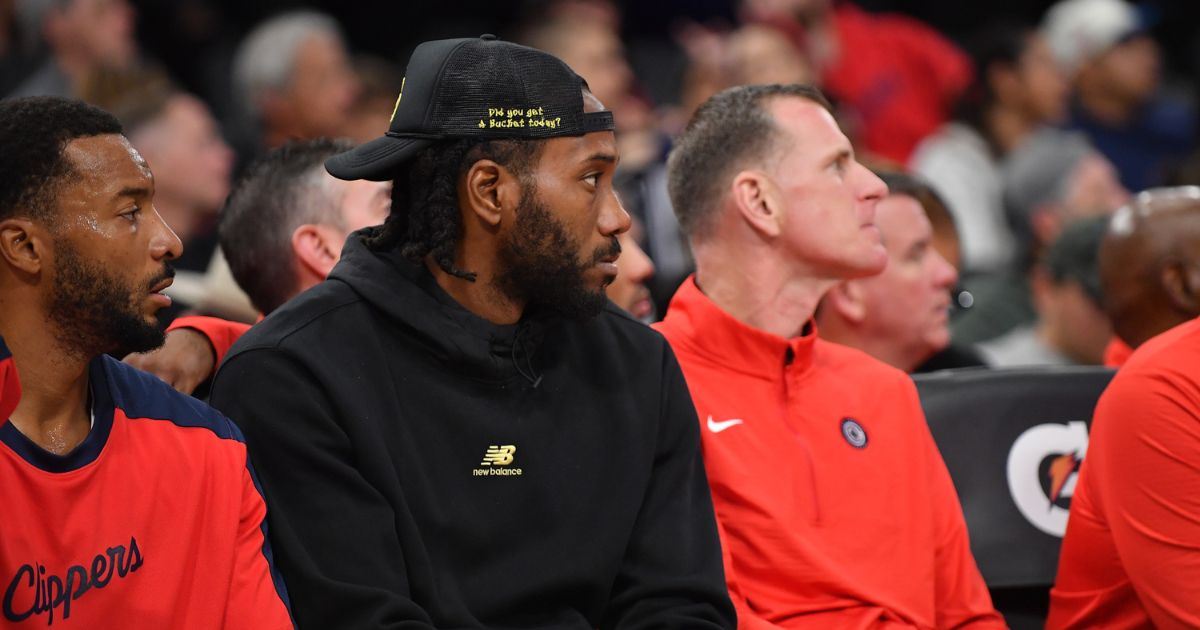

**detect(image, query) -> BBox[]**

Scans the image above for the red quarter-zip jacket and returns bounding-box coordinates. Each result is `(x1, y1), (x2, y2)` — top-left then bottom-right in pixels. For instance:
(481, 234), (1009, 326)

(655, 277), (1003, 629)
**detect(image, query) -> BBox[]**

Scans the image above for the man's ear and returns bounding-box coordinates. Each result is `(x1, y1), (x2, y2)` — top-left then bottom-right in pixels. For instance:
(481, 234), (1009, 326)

(292, 223), (342, 280)
(730, 170), (782, 238)
(1162, 259), (1200, 316)
(0, 219), (46, 276)
(461, 159), (522, 230)
(825, 281), (868, 324)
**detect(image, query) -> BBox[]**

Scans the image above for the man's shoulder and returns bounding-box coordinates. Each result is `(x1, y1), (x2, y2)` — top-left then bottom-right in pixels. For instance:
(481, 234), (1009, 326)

(225, 279), (364, 360)
(555, 302), (667, 355)
(1110, 319), (1200, 400)
(101, 356), (245, 447)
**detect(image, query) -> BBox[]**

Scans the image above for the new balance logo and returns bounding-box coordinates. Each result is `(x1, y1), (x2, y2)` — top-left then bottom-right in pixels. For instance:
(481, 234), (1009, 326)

(474, 445), (522, 477)
(480, 445), (516, 466)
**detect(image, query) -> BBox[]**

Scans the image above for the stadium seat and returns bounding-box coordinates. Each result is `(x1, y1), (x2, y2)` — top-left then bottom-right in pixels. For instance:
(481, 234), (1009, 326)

(913, 365), (1116, 629)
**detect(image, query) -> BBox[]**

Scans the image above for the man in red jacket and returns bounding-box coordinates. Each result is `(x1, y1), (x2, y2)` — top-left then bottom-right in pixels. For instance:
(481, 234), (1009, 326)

(1048, 314), (1200, 628)
(655, 84), (1004, 628)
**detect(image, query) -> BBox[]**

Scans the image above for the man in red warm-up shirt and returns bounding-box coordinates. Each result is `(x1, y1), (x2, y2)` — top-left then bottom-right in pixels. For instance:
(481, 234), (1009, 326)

(655, 84), (1003, 629)
(1048, 315), (1200, 628)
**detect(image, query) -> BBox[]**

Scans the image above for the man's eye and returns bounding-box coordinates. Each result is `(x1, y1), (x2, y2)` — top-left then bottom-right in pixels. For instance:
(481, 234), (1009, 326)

(584, 174), (600, 188)
(121, 206), (141, 222)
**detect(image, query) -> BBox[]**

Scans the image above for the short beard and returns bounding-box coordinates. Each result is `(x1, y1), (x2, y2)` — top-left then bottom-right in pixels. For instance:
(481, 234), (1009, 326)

(494, 185), (620, 320)
(47, 238), (172, 359)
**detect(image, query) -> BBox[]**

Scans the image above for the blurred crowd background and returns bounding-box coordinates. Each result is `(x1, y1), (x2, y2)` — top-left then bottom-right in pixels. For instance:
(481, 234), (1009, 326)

(3, 0), (1197, 370)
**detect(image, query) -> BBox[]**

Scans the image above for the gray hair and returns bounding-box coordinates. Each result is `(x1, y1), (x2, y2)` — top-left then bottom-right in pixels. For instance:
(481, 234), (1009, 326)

(1003, 128), (1096, 238)
(231, 10), (343, 116)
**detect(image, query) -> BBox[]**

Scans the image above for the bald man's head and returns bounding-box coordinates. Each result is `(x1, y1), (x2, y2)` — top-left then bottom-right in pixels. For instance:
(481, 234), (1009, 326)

(1100, 187), (1200, 348)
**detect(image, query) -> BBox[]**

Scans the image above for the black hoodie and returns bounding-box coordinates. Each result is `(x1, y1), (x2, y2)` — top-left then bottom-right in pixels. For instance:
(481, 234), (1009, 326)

(209, 229), (735, 629)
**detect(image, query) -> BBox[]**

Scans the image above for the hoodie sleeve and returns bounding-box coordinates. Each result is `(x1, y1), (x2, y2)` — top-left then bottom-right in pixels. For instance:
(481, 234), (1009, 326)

(210, 346), (437, 630)
(599, 343), (737, 629)
(0, 336), (20, 421)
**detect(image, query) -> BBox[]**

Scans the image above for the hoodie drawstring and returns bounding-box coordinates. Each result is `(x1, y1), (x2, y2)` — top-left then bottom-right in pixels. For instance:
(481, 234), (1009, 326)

(511, 323), (543, 388)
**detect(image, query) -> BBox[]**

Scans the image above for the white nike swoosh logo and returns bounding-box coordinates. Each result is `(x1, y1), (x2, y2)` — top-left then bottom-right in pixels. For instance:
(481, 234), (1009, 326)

(707, 415), (744, 433)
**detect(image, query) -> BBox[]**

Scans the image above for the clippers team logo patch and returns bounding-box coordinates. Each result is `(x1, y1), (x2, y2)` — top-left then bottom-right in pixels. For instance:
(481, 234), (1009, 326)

(1007, 420), (1089, 536)
(840, 418), (868, 448)
(474, 445), (522, 477)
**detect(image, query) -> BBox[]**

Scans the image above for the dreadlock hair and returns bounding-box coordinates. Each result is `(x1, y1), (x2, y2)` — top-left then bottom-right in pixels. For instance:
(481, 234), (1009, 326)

(366, 137), (545, 280)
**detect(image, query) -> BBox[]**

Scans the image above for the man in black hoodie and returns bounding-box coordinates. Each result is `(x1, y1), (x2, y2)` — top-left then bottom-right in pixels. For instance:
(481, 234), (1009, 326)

(208, 35), (735, 629)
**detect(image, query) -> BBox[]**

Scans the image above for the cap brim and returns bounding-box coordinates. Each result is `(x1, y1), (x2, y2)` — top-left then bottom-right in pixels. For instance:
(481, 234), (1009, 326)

(325, 134), (436, 182)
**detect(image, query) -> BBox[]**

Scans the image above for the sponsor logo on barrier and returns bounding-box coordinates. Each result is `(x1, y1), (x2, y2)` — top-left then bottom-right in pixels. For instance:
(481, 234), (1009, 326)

(1006, 420), (1089, 536)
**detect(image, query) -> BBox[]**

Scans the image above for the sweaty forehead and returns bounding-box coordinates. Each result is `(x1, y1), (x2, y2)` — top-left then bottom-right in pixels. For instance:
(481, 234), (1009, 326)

(58, 135), (154, 205)
(64, 134), (151, 176)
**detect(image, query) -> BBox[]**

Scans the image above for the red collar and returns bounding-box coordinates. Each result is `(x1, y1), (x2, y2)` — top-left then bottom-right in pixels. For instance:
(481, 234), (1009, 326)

(658, 276), (818, 378)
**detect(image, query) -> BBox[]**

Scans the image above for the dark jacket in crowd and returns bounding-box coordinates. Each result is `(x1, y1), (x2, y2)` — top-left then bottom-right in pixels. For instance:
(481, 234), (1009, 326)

(208, 227), (735, 629)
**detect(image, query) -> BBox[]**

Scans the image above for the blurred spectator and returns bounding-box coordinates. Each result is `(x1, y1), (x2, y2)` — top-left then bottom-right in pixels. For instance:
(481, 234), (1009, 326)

(743, 0), (971, 164)
(8, 0), (136, 98)
(1005, 130), (1129, 257)
(1043, 0), (1195, 191)
(723, 23), (812, 87)
(953, 128), (1127, 344)
(817, 171), (961, 372)
(83, 64), (232, 246)
(1100, 186), (1200, 355)
(343, 54), (403, 144)
(676, 20), (814, 118)
(231, 11), (359, 159)
(977, 215), (1112, 366)
(912, 23), (1068, 274)
(607, 221), (656, 323)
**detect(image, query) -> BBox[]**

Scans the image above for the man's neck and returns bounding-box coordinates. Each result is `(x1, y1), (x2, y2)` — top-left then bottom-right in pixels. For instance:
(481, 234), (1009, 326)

(0, 311), (93, 455)
(694, 247), (836, 339)
(426, 256), (524, 325)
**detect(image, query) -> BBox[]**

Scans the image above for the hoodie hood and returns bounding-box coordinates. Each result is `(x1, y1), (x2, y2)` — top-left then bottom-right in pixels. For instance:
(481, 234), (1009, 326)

(329, 227), (546, 386)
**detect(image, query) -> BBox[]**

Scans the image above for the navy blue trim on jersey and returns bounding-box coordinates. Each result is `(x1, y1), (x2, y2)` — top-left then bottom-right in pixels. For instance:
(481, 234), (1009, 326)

(247, 458), (295, 625)
(103, 356), (294, 620)
(0, 356), (115, 473)
(101, 355), (241, 439)
(0, 336), (11, 360)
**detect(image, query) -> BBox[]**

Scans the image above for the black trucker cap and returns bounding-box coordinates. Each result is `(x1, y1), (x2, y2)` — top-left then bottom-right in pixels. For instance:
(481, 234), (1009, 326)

(326, 34), (615, 182)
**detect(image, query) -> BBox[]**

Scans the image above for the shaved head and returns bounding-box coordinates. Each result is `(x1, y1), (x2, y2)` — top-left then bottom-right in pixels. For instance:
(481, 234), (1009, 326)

(1100, 187), (1200, 347)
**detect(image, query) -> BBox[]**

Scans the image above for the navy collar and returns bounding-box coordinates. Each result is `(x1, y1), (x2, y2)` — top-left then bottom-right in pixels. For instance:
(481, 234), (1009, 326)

(0, 357), (115, 473)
